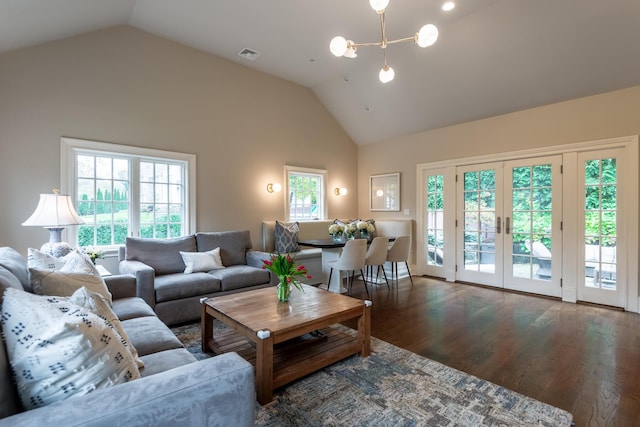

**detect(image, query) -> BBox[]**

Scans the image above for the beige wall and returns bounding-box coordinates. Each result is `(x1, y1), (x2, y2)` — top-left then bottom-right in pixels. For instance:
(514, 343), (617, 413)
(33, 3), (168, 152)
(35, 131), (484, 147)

(0, 26), (358, 253)
(358, 85), (640, 220)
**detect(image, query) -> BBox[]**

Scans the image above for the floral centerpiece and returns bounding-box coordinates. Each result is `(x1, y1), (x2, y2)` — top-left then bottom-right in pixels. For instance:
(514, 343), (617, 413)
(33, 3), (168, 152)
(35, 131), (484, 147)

(345, 223), (357, 239)
(262, 253), (311, 302)
(328, 223), (346, 242)
(82, 247), (103, 265)
(357, 221), (376, 239)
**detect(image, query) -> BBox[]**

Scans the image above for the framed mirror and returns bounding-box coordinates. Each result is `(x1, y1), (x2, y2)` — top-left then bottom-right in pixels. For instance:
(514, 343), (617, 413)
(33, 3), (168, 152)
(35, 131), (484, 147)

(370, 173), (400, 211)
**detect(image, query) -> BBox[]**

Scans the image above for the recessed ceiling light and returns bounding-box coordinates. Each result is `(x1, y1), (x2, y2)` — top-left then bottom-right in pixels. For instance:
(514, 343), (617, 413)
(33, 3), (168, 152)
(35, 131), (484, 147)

(237, 47), (261, 61)
(442, 2), (455, 12)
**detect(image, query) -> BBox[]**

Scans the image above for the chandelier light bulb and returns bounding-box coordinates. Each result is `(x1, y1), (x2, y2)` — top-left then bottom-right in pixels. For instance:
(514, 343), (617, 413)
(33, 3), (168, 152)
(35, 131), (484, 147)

(369, 0), (390, 13)
(417, 24), (439, 48)
(329, 36), (348, 57)
(379, 65), (395, 83)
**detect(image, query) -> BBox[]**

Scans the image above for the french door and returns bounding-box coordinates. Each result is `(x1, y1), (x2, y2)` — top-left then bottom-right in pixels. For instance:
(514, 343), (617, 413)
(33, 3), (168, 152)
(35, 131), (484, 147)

(577, 149), (625, 307)
(456, 156), (563, 297)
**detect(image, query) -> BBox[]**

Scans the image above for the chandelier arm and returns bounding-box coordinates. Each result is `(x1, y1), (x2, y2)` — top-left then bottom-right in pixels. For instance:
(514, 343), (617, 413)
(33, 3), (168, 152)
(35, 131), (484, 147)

(351, 41), (384, 48)
(380, 11), (387, 48)
(386, 36), (418, 45)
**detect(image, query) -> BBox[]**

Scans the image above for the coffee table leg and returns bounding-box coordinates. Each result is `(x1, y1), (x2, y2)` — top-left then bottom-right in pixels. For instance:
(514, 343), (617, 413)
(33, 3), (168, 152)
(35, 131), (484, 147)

(256, 330), (274, 405)
(358, 300), (372, 357)
(201, 304), (213, 353)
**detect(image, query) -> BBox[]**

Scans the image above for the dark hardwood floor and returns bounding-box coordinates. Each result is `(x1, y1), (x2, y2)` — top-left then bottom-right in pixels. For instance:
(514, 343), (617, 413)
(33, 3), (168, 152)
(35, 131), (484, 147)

(343, 275), (640, 427)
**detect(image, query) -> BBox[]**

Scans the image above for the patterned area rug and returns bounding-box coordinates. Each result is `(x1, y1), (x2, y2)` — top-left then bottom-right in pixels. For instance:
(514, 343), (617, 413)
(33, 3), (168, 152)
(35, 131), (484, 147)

(171, 322), (573, 427)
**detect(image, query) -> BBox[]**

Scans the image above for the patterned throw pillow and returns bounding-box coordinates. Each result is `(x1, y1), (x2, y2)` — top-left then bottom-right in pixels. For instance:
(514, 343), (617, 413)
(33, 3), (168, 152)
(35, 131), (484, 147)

(275, 221), (299, 253)
(69, 287), (144, 369)
(27, 248), (69, 270)
(59, 250), (101, 276)
(1, 288), (140, 410)
(179, 248), (225, 274)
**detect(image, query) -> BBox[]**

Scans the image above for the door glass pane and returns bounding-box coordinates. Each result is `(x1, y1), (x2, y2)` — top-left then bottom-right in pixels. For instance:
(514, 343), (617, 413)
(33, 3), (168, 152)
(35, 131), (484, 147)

(511, 164), (552, 281)
(464, 170), (495, 273)
(585, 158), (617, 290)
(425, 174), (444, 266)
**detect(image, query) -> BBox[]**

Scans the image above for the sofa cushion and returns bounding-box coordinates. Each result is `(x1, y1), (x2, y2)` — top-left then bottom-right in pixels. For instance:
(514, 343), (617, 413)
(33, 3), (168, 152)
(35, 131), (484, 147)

(0, 247), (29, 291)
(0, 266), (23, 294)
(120, 316), (184, 356)
(196, 230), (252, 266)
(180, 247), (224, 273)
(111, 297), (157, 321)
(125, 235), (197, 275)
(154, 272), (221, 303)
(29, 268), (113, 305)
(275, 221), (299, 253)
(1, 288), (140, 410)
(209, 265), (271, 292)
(138, 348), (196, 377)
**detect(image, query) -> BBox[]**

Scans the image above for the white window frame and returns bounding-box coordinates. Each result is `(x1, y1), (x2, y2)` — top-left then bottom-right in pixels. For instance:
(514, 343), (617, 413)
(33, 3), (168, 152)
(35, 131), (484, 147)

(61, 137), (196, 248)
(285, 165), (327, 221)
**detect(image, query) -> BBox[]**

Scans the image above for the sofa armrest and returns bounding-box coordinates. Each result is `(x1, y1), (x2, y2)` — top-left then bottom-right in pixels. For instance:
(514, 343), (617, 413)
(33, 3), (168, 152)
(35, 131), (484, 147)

(103, 274), (137, 300)
(246, 250), (278, 285)
(1, 353), (255, 427)
(119, 260), (156, 308)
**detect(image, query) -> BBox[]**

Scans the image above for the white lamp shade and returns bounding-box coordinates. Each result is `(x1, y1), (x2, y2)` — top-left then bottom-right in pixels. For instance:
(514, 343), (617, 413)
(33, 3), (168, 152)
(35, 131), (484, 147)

(22, 193), (84, 227)
(369, 0), (390, 12)
(330, 36), (348, 57)
(379, 65), (395, 83)
(417, 24), (439, 47)
(343, 41), (358, 58)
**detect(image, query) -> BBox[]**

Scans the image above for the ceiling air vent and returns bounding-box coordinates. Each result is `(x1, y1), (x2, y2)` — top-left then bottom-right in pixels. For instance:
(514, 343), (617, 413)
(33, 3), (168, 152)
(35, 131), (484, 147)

(237, 47), (261, 61)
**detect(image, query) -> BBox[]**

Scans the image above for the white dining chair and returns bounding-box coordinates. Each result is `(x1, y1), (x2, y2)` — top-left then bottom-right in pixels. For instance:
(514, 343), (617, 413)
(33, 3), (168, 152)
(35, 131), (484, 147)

(327, 239), (368, 297)
(386, 235), (413, 286)
(365, 236), (390, 289)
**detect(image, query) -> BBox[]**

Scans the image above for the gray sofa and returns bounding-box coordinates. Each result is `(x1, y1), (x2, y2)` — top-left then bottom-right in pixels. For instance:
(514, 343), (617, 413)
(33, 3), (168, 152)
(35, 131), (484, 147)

(0, 247), (255, 426)
(119, 230), (276, 325)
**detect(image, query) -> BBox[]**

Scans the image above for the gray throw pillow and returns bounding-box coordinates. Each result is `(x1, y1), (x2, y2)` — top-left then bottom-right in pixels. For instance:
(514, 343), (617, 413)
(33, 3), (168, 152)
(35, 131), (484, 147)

(275, 221), (299, 253)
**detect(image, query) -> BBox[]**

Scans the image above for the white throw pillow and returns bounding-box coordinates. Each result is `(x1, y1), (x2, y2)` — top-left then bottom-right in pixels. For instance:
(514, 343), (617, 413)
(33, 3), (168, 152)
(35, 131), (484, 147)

(59, 249), (101, 276)
(69, 287), (144, 369)
(27, 248), (69, 270)
(29, 268), (113, 305)
(180, 247), (225, 274)
(1, 288), (140, 410)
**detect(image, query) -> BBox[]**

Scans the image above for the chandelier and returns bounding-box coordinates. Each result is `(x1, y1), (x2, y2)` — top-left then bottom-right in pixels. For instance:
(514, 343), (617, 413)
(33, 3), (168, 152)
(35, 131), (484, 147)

(329, 0), (439, 83)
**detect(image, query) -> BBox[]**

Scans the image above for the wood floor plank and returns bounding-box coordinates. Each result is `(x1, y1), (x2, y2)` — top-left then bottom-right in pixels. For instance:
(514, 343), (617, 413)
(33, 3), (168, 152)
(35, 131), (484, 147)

(343, 276), (640, 427)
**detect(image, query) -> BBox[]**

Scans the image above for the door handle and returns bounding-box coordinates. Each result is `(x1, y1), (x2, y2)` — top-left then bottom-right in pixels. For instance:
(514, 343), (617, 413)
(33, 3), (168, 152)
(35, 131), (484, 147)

(505, 217), (511, 235)
(496, 216), (501, 234)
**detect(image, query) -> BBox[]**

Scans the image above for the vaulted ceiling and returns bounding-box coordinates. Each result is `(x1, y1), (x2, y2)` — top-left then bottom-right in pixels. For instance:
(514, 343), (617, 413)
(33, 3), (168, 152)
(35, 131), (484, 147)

(2, 0), (640, 145)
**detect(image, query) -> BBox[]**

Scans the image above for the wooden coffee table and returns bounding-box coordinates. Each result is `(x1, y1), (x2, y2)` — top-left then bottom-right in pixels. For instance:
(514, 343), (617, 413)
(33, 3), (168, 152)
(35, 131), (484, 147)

(201, 284), (371, 404)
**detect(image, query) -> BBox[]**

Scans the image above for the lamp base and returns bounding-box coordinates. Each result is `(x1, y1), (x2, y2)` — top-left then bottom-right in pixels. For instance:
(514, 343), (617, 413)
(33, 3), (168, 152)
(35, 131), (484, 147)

(40, 241), (72, 258)
(41, 227), (72, 258)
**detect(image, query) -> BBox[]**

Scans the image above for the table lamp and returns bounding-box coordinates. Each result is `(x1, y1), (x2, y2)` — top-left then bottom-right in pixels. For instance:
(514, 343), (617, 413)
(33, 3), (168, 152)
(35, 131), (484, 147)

(22, 188), (85, 257)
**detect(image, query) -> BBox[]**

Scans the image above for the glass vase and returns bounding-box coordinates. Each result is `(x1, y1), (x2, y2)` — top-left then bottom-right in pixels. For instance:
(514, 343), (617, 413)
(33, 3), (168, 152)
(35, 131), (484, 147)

(277, 280), (291, 302)
(332, 234), (345, 243)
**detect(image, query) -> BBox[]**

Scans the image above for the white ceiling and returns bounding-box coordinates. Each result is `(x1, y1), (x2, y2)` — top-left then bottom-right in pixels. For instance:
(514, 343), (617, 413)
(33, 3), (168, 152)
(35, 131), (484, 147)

(2, 0), (640, 145)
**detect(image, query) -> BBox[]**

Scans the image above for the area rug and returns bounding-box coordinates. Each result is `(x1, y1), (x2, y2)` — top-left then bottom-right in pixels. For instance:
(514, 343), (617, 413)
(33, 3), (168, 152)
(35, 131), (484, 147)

(172, 322), (573, 427)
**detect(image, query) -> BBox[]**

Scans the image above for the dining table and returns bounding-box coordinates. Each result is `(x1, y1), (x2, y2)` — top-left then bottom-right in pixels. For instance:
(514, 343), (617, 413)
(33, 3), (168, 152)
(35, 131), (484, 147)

(297, 237), (395, 293)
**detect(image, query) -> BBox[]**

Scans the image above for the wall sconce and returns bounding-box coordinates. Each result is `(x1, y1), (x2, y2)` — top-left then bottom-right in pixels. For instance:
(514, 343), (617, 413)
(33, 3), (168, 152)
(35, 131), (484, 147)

(334, 187), (348, 196)
(267, 183), (282, 193)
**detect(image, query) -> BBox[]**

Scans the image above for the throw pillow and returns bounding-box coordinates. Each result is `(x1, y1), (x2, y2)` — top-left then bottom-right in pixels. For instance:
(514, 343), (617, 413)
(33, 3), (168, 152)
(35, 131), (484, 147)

(275, 221), (299, 253)
(180, 248), (225, 274)
(29, 268), (113, 305)
(26, 248), (69, 270)
(69, 287), (144, 369)
(1, 288), (140, 410)
(59, 249), (101, 276)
